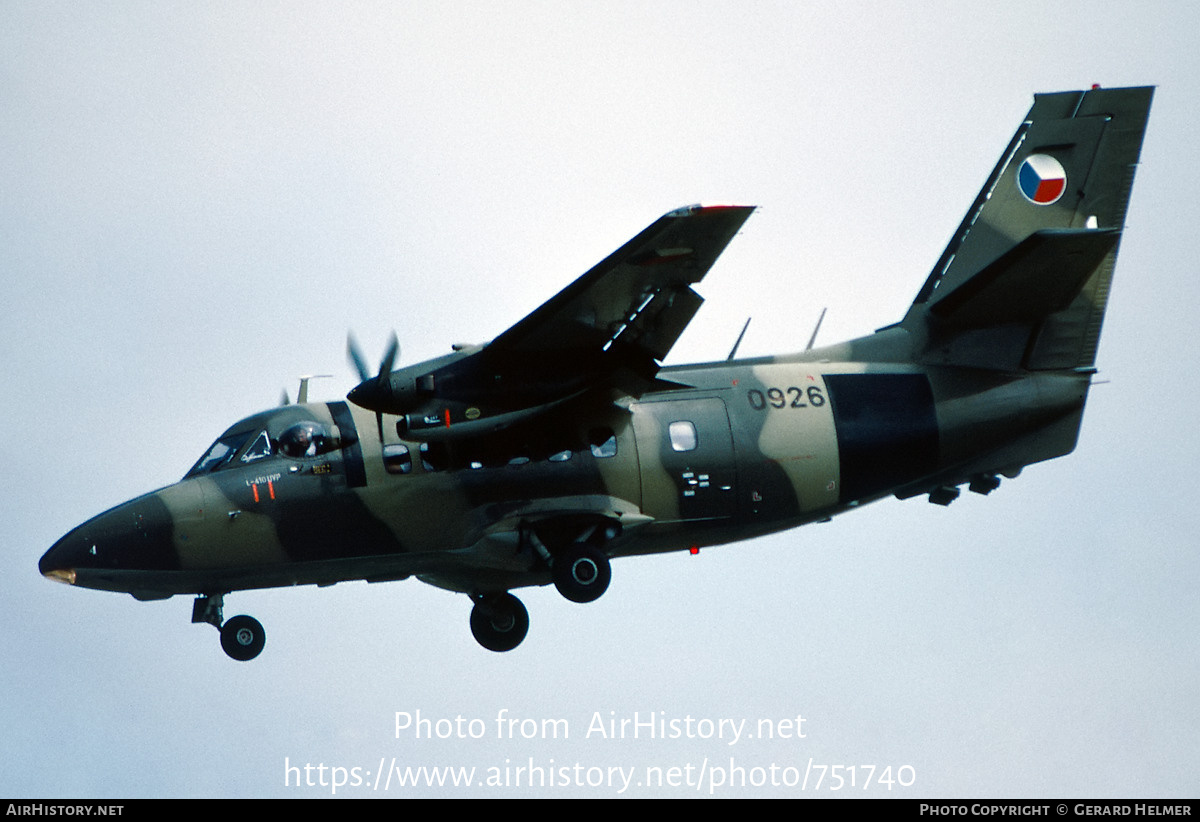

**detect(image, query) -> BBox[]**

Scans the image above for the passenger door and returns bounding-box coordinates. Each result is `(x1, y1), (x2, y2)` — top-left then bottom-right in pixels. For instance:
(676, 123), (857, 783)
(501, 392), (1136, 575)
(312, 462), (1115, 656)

(632, 397), (737, 523)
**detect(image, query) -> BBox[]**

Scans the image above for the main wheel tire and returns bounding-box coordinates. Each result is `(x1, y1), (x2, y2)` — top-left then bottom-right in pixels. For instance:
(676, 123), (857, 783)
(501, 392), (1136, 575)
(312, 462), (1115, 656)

(552, 543), (611, 603)
(470, 593), (529, 652)
(220, 614), (266, 661)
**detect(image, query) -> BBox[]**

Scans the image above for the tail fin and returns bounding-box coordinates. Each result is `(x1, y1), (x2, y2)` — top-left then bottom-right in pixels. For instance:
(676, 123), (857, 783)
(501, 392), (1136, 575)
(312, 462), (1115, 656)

(903, 86), (1153, 371)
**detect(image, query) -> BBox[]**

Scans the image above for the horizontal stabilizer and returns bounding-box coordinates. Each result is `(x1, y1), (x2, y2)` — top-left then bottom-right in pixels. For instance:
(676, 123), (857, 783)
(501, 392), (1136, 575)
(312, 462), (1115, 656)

(927, 228), (1120, 329)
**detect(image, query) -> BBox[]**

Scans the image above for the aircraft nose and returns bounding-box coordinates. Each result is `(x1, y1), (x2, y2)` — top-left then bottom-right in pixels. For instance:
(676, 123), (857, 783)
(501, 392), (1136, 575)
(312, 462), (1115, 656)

(40, 530), (87, 584)
(40, 493), (182, 588)
(39, 518), (109, 583)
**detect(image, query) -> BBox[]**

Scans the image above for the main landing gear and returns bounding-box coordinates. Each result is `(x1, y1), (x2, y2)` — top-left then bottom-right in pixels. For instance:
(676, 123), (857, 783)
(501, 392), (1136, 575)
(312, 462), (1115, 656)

(551, 542), (611, 604)
(193, 593), (266, 662)
(469, 592), (529, 653)
(529, 520), (615, 604)
(467, 526), (615, 652)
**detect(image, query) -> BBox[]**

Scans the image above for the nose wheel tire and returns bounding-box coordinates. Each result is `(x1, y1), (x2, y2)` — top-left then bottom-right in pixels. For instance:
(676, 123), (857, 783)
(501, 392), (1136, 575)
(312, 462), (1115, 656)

(552, 543), (611, 603)
(470, 593), (529, 652)
(220, 615), (266, 661)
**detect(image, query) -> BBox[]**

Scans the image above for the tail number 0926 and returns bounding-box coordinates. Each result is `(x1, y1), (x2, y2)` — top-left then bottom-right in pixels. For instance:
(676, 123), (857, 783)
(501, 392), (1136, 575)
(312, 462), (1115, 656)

(747, 386), (825, 411)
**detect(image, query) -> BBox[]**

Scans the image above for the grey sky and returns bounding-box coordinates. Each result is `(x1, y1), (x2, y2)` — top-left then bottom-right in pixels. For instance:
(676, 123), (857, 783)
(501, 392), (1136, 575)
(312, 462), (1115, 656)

(3, 1), (1197, 797)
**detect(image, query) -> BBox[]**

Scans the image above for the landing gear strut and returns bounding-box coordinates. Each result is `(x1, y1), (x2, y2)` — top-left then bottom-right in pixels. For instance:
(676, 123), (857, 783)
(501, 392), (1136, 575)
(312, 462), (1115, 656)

(192, 593), (266, 662)
(522, 519), (615, 604)
(469, 592), (529, 652)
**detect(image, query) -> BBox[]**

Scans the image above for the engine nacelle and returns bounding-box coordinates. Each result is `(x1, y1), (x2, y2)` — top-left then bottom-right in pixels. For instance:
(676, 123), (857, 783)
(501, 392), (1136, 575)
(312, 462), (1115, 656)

(396, 395), (582, 443)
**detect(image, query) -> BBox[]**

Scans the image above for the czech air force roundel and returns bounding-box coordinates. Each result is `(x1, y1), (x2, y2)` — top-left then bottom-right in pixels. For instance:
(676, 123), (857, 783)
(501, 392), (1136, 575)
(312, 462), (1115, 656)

(1017, 153), (1067, 204)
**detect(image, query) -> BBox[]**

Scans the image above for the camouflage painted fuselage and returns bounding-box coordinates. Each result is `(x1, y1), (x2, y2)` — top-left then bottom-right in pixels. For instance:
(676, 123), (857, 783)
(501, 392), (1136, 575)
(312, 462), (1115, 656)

(41, 339), (1088, 602)
(40, 85), (1152, 656)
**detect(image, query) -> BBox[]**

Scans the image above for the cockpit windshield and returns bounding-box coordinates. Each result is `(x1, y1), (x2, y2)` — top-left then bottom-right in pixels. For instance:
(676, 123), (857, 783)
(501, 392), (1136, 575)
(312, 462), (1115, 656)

(185, 415), (344, 478)
(185, 421), (282, 478)
(183, 403), (356, 481)
(187, 430), (255, 477)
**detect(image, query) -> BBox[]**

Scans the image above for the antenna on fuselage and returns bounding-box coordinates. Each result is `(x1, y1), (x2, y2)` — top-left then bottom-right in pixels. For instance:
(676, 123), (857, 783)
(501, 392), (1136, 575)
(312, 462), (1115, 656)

(726, 317), (752, 361)
(805, 308), (827, 351)
(296, 374), (333, 404)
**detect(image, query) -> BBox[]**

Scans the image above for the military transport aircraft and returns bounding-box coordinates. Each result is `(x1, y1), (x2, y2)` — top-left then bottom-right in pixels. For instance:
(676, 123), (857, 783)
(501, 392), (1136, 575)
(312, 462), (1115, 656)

(40, 86), (1153, 660)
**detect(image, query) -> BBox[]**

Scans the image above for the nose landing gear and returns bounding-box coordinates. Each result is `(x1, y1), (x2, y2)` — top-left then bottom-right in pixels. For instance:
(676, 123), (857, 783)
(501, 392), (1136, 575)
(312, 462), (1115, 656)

(193, 593), (266, 661)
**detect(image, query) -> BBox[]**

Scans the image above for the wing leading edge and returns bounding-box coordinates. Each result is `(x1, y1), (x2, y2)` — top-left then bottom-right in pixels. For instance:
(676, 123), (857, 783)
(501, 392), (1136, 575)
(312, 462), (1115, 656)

(489, 204), (756, 367)
(351, 204), (756, 440)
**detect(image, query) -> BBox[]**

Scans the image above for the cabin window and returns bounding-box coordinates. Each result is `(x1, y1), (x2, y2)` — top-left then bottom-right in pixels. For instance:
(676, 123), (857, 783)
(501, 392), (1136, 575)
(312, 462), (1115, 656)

(668, 421), (697, 452)
(420, 442), (449, 472)
(548, 449), (573, 463)
(589, 427), (618, 458)
(383, 444), (412, 474)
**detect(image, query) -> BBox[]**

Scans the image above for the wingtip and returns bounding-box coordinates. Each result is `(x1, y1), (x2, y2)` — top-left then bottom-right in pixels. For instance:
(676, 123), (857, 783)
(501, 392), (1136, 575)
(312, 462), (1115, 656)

(665, 203), (757, 218)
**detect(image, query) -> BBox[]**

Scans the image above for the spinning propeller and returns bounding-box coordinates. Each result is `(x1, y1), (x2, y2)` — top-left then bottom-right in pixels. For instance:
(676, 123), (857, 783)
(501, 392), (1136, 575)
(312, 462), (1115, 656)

(346, 332), (399, 437)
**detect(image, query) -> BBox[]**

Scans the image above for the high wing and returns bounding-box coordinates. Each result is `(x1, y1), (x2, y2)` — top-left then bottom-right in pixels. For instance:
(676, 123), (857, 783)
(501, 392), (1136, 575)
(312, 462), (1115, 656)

(489, 203), (756, 365)
(349, 204), (756, 439)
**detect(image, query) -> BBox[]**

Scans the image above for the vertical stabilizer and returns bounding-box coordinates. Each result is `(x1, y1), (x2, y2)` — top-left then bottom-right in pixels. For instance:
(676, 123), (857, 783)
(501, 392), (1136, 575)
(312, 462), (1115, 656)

(903, 86), (1153, 371)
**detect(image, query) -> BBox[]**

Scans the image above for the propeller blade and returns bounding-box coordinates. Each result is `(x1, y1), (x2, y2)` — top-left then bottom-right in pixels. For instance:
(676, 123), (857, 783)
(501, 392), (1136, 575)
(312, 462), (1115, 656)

(347, 334), (371, 383)
(378, 332), (399, 387)
(346, 331), (402, 416)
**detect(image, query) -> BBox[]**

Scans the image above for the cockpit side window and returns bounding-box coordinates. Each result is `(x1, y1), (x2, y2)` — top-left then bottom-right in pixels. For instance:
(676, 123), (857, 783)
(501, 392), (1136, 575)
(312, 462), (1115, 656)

(240, 431), (273, 464)
(278, 421), (336, 459)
